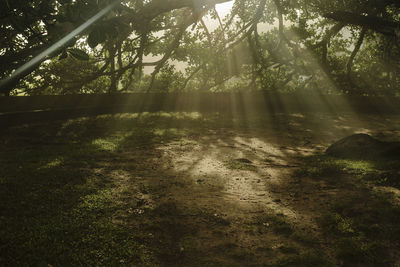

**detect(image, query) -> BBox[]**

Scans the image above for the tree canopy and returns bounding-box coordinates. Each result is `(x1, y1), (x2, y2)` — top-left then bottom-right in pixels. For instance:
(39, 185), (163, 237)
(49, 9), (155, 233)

(1, 0), (399, 96)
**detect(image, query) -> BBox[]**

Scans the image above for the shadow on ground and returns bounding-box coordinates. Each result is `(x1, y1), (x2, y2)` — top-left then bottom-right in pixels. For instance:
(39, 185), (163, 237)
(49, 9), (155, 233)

(1, 111), (400, 266)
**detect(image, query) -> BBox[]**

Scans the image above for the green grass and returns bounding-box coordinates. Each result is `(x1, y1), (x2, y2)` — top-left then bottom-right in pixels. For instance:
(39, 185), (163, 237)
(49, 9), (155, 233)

(327, 198), (400, 265)
(0, 149), (150, 265)
(269, 214), (294, 236)
(2, 112), (400, 266)
(319, 213), (355, 236)
(294, 153), (400, 266)
(224, 160), (257, 171)
(2, 111), (274, 266)
(294, 154), (400, 188)
(276, 250), (332, 267)
(278, 245), (298, 254)
(333, 237), (389, 265)
(0, 112), (213, 266)
(290, 231), (318, 245)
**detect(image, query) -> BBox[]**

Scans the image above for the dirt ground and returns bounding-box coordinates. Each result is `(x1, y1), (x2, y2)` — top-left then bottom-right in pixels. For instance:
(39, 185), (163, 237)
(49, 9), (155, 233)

(1, 110), (400, 266)
(104, 111), (400, 265)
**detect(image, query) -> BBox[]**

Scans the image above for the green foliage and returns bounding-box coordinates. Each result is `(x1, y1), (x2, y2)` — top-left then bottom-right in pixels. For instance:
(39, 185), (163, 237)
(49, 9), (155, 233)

(22, 57), (110, 95)
(1, 0), (399, 95)
(68, 48), (90, 61)
(87, 26), (107, 48)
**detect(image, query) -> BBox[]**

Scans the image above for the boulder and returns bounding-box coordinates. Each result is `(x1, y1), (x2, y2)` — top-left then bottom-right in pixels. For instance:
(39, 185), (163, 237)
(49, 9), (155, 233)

(326, 133), (400, 159)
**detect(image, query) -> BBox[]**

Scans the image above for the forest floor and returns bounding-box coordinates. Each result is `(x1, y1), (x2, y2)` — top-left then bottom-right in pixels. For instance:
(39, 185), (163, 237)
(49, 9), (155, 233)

(1, 111), (400, 266)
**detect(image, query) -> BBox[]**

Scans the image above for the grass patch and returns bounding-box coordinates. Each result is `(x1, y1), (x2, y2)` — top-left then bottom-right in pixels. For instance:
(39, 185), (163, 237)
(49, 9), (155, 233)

(255, 213), (294, 237)
(270, 214), (293, 236)
(334, 237), (390, 265)
(319, 213), (355, 236)
(295, 151), (400, 266)
(224, 159), (257, 171)
(276, 250), (332, 267)
(317, 195), (399, 266)
(2, 112), (399, 266)
(294, 154), (400, 188)
(1, 112), (215, 265)
(291, 231), (318, 245)
(278, 245), (298, 254)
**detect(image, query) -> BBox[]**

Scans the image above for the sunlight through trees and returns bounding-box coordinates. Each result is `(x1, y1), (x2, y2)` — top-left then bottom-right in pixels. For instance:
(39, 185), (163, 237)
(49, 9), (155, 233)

(0, 0), (399, 96)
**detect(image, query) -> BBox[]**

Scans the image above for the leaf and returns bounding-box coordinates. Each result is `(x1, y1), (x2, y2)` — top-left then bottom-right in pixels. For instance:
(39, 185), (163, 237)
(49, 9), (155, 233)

(66, 4), (80, 22)
(103, 24), (118, 39)
(87, 27), (106, 48)
(59, 50), (68, 60)
(68, 48), (90, 61)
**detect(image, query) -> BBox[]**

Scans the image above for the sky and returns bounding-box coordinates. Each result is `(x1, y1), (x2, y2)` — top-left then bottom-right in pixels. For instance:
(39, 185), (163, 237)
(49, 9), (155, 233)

(207, 0), (279, 34)
(215, 0), (235, 18)
(144, 0), (279, 74)
(144, 1), (236, 74)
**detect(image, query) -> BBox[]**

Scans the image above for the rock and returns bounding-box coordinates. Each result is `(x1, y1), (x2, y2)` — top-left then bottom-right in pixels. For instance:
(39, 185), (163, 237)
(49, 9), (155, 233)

(326, 133), (400, 159)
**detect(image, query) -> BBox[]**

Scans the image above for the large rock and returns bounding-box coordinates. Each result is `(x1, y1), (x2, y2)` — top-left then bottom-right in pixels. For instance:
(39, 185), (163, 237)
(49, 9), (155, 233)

(326, 133), (400, 159)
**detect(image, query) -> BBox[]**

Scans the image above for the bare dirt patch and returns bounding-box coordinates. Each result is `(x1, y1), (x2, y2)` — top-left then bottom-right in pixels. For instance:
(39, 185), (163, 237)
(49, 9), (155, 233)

(1, 111), (400, 266)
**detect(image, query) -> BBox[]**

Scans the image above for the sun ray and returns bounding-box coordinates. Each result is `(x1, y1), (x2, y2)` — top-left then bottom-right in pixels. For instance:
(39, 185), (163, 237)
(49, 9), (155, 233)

(0, 1), (119, 90)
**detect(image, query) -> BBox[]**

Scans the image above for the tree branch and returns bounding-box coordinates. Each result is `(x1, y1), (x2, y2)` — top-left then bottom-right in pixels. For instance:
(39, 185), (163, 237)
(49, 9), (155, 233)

(148, 15), (196, 91)
(324, 11), (399, 36)
(347, 27), (367, 76)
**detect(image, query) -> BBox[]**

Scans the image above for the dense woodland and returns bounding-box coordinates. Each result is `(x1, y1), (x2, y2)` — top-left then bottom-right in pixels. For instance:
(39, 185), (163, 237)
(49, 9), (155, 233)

(0, 0), (399, 96)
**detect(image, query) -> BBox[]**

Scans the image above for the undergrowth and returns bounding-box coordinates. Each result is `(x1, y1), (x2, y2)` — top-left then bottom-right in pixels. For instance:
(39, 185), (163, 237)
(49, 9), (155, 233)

(295, 153), (400, 266)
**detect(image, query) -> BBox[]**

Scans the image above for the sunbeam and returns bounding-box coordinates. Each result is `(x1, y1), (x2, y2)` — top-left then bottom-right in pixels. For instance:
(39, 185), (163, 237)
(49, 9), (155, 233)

(0, 0), (119, 90)
(1, 0), (400, 265)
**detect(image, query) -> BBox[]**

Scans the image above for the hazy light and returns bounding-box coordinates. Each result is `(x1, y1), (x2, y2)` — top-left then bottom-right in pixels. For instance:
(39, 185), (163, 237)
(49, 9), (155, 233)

(215, 0), (235, 17)
(0, 0), (119, 89)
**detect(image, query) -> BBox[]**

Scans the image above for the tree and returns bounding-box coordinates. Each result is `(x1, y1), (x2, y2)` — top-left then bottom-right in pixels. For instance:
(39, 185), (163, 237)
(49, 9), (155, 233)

(0, 0), (232, 95)
(1, 0), (399, 96)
